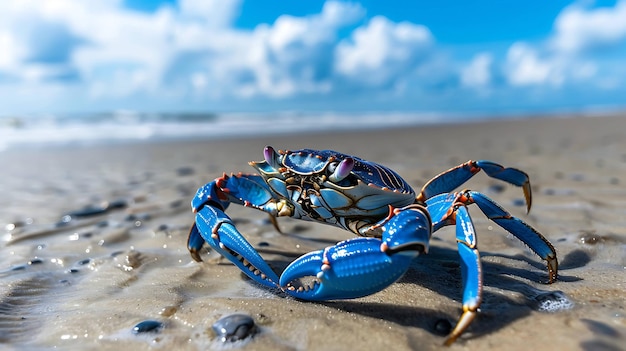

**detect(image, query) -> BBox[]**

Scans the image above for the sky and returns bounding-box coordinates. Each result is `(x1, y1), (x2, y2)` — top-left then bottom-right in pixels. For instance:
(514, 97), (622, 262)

(1, 0), (625, 116)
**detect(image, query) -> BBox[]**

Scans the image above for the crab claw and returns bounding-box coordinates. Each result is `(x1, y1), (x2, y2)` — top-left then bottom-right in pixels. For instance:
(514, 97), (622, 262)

(280, 237), (415, 300)
(195, 205), (280, 289)
(280, 204), (432, 300)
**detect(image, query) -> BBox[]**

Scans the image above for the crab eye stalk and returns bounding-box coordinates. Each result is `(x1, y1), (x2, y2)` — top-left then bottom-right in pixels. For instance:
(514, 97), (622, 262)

(264, 146), (282, 170)
(328, 157), (354, 183)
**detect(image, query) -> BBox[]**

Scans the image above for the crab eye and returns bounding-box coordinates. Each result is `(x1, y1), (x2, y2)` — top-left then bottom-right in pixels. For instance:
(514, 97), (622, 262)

(328, 158), (354, 183)
(327, 161), (339, 174)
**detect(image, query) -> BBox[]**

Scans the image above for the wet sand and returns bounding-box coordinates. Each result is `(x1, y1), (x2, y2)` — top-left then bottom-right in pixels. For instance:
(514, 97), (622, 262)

(1, 115), (625, 350)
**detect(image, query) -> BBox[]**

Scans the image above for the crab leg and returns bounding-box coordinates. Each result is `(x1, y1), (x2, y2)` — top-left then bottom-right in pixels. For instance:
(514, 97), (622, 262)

(427, 191), (557, 282)
(189, 180), (280, 289)
(463, 191), (558, 282)
(417, 160), (532, 212)
(447, 205), (482, 345)
(426, 190), (557, 343)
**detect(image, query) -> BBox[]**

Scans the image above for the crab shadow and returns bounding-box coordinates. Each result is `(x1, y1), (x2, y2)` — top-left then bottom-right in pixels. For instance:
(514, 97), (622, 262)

(249, 243), (584, 342)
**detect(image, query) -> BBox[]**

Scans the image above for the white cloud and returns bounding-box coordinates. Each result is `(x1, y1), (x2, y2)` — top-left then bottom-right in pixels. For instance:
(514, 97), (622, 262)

(505, 43), (564, 87)
(501, 1), (626, 91)
(461, 53), (493, 88)
(335, 16), (433, 87)
(550, 0), (626, 53)
(1, 0), (625, 114)
(0, 0), (371, 103)
(227, 1), (365, 97)
(179, 0), (242, 28)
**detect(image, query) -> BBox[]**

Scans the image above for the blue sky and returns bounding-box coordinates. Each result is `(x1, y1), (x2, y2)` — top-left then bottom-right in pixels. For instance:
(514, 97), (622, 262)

(1, 0), (625, 116)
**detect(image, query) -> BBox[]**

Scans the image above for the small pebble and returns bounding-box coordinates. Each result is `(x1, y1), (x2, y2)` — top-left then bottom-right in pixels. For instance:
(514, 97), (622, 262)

(96, 221), (109, 228)
(107, 199), (128, 210)
(487, 183), (505, 194)
(511, 198), (526, 207)
(570, 173), (585, 181)
(5, 221), (28, 230)
(433, 319), (452, 336)
(65, 206), (108, 219)
(78, 258), (91, 265)
(132, 320), (163, 334)
(579, 231), (604, 245)
(28, 258), (44, 265)
(258, 241), (270, 247)
(212, 313), (258, 343)
(170, 199), (184, 208)
(159, 306), (177, 317)
(176, 167), (195, 176)
(533, 291), (574, 312)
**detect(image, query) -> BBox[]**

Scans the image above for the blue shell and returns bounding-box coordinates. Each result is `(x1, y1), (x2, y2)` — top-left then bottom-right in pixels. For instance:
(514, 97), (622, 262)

(283, 149), (414, 194)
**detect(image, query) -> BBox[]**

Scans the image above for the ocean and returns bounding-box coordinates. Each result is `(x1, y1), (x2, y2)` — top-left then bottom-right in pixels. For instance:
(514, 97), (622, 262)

(0, 111), (476, 151)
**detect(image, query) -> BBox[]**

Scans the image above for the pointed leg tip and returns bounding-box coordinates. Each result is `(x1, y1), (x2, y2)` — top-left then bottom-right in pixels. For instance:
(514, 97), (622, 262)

(523, 182), (532, 213)
(189, 249), (203, 263)
(269, 215), (283, 234)
(444, 309), (477, 346)
(547, 258), (558, 284)
(443, 336), (457, 347)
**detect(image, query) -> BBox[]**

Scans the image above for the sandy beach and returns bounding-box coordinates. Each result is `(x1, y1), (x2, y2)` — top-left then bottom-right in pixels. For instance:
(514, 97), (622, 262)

(1, 115), (625, 351)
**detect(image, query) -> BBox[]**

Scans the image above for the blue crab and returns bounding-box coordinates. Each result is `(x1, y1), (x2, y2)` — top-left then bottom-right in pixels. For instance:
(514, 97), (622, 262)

(188, 146), (558, 345)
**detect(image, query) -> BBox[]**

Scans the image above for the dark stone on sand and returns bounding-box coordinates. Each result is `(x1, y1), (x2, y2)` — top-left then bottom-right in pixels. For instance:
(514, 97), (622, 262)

(78, 258), (91, 265)
(170, 199), (184, 208)
(65, 206), (108, 219)
(532, 291), (574, 312)
(96, 220), (109, 228)
(511, 198), (526, 207)
(28, 258), (44, 265)
(212, 313), (258, 343)
(570, 173), (585, 181)
(258, 241), (270, 247)
(433, 319), (452, 336)
(107, 199), (128, 210)
(176, 167), (195, 176)
(487, 183), (506, 194)
(132, 320), (163, 334)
